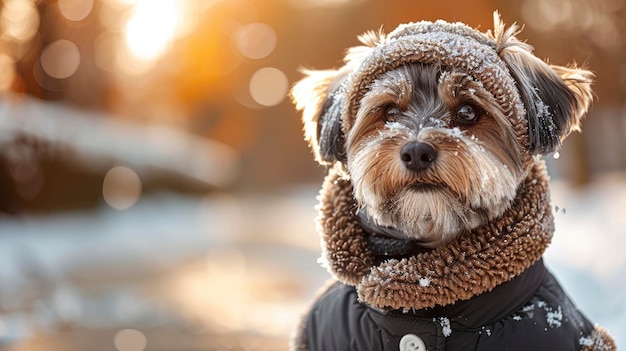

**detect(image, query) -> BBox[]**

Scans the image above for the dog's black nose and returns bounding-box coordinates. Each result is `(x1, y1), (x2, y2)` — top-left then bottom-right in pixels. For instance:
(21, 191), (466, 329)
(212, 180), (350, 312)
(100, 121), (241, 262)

(400, 142), (437, 172)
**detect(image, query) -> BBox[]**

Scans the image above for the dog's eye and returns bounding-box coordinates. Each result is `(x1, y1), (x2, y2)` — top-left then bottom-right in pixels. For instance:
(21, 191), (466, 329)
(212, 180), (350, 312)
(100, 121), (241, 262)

(384, 104), (402, 121)
(455, 104), (480, 124)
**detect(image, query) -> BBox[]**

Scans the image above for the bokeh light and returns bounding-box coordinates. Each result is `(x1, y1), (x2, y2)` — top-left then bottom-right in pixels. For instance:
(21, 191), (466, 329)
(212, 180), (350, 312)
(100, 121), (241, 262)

(249, 67), (289, 107)
(102, 166), (143, 210)
(40, 39), (81, 79)
(234, 22), (277, 60)
(58, 0), (94, 22)
(113, 328), (147, 351)
(0, 0), (39, 43)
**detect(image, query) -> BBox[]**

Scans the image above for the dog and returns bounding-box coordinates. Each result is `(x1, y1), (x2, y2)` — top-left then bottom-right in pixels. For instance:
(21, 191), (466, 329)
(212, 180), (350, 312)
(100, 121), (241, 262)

(290, 12), (616, 351)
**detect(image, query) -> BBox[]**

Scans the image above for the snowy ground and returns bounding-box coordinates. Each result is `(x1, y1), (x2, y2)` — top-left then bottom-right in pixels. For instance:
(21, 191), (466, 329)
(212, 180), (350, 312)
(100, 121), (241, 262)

(545, 173), (626, 347)
(0, 175), (624, 349)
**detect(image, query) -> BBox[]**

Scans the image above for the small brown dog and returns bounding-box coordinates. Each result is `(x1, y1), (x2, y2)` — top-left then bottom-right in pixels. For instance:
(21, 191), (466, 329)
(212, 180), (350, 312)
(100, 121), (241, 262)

(291, 12), (615, 351)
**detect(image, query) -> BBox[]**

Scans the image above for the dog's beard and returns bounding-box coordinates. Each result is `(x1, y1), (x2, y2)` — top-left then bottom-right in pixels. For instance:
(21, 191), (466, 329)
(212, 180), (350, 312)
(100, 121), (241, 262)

(346, 63), (524, 247)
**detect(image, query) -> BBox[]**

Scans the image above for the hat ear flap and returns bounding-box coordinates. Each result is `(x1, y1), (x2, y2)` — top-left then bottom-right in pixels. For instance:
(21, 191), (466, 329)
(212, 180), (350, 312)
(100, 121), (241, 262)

(490, 12), (594, 155)
(291, 68), (350, 165)
(502, 49), (594, 155)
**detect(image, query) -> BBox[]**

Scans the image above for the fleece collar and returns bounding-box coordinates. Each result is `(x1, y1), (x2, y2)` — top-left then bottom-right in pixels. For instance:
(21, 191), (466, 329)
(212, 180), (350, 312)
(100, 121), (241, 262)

(315, 160), (554, 311)
(384, 258), (547, 328)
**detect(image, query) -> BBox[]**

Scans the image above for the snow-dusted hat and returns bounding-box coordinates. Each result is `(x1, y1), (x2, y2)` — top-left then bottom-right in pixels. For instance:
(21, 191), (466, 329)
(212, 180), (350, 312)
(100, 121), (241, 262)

(300, 12), (593, 165)
(342, 16), (527, 140)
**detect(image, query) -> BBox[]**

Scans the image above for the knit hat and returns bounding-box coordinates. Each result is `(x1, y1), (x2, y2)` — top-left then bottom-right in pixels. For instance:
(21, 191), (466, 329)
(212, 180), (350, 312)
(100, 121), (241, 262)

(334, 13), (529, 146)
(341, 15), (528, 148)
(305, 12), (593, 161)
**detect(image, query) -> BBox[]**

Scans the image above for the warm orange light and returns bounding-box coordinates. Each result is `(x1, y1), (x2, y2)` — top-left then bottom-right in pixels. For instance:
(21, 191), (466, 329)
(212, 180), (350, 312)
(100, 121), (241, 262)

(123, 0), (183, 61)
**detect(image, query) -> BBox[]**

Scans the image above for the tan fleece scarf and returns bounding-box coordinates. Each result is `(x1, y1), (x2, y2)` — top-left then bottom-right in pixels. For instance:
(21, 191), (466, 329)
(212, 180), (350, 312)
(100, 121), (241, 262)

(315, 160), (553, 311)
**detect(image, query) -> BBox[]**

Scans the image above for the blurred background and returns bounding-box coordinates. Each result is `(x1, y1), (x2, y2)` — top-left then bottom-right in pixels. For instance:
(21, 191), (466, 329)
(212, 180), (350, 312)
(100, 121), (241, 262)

(0, 0), (624, 350)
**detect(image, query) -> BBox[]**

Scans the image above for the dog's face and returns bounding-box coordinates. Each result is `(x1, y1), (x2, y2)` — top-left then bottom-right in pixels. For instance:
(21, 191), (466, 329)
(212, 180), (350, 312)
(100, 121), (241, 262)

(346, 63), (524, 247)
(292, 15), (593, 248)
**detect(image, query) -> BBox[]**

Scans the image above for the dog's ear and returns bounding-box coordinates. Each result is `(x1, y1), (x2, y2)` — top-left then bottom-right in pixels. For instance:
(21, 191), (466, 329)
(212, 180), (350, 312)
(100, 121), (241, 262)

(291, 31), (381, 165)
(291, 68), (351, 165)
(490, 12), (594, 155)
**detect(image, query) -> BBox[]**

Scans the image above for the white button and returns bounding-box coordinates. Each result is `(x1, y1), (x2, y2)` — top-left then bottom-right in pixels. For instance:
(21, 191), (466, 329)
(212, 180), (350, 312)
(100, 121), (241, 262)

(399, 334), (426, 351)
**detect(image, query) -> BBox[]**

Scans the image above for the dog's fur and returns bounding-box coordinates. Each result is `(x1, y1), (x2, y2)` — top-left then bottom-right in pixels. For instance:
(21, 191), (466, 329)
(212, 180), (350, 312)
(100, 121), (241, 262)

(292, 14), (593, 249)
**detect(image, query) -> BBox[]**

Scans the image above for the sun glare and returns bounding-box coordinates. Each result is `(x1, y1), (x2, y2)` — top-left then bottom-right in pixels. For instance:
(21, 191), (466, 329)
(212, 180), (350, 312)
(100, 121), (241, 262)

(122, 0), (184, 62)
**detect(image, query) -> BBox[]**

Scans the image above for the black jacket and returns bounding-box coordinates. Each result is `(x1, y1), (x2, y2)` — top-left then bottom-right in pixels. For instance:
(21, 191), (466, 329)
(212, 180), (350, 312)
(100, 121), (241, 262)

(304, 260), (596, 351)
